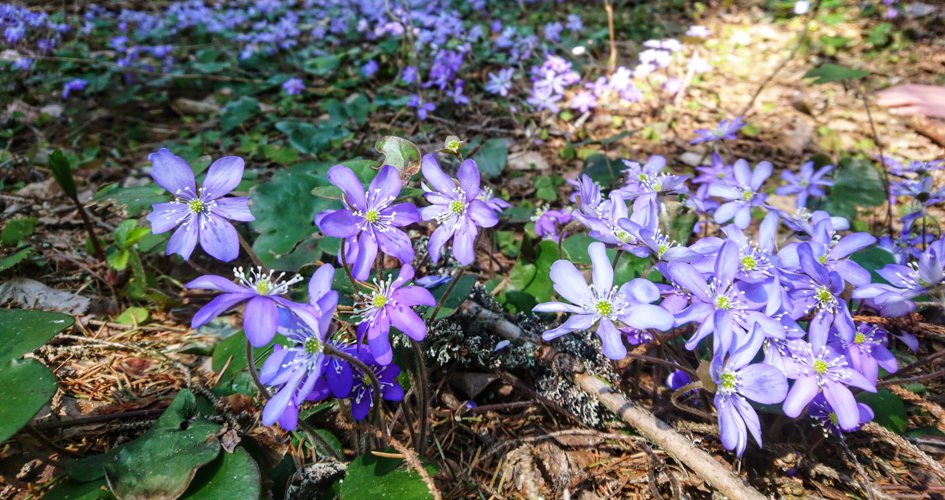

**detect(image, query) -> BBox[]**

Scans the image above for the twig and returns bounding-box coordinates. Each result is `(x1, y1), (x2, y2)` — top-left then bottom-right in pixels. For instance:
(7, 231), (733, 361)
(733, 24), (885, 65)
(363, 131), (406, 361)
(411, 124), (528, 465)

(33, 408), (167, 429)
(574, 372), (767, 500)
(236, 232), (268, 273)
(885, 384), (945, 433)
(604, 0), (617, 74)
(862, 422), (945, 481)
(838, 438), (877, 500)
(409, 339), (430, 455)
(877, 367), (945, 388)
(58, 334), (193, 389)
(324, 345), (386, 436)
(738, 0), (823, 116)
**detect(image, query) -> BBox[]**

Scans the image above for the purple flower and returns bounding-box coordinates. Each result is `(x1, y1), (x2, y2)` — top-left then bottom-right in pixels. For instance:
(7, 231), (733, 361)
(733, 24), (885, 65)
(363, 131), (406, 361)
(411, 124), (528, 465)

(633, 63), (656, 78)
(526, 85), (562, 113)
(686, 26), (712, 37)
(686, 57), (713, 74)
(776, 161), (834, 209)
(570, 91), (597, 114)
(314, 164), (419, 281)
(544, 21), (563, 42)
(533, 242), (674, 360)
(282, 77), (305, 96)
(780, 340), (876, 430)
(419, 155), (499, 265)
(666, 370), (693, 390)
(712, 327), (788, 457)
(663, 77), (682, 94)
(807, 394), (873, 436)
(186, 267), (305, 346)
(532, 206), (572, 242)
(146, 149), (254, 262)
(62, 78), (87, 99)
(349, 347), (404, 421)
(12, 58), (32, 70)
(401, 66), (417, 84)
(486, 68), (513, 96)
(565, 14), (583, 32)
(615, 155), (689, 200)
(690, 116), (746, 145)
(407, 94), (435, 120)
(708, 159), (771, 229)
(572, 191), (648, 257)
(854, 238), (945, 317)
(693, 153), (735, 186)
(639, 48), (672, 67)
(478, 187), (511, 213)
(490, 20), (503, 33)
(778, 218), (875, 286)
(784, 243), (857, 350)
(361, 59), (378, 77)
(446, 79), (469, 105)
(354, 264), (436, 364)
(568, 174), (604, 214)
(828, 323), (897, 386)
(259, 271), (339, 430)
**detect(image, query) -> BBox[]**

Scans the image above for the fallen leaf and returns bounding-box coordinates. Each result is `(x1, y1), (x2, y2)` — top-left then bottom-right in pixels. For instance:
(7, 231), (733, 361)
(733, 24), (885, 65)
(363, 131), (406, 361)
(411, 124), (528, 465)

(0, 277), (90, 314)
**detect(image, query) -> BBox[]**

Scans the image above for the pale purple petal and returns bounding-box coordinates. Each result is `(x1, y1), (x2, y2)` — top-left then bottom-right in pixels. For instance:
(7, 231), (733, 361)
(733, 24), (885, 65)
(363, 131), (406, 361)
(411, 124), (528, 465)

(167, 220), (199, 260)
(185, 275), (246, 294)
(549, 260), (592, 307)
(149, 148), (196, 195)
(148, 203), (189, 234)
(262, 369), (304, 426)
(597, 319), (627, 360)
(318, 209), (363, 238)
(199, 214), (239, 262)
(421, 154), (455, 195)
(622, 304), (674, 331)
(782, 375), (819, 418)
(541, 313), (598, 340)
(823, 380), (860, 430)
(327, 165), (367, 212)
(376, 227), (415, 263)
(389, 304), (427, 341)
(533, 301), (585, 314)
(467, 199), (499, 228)
(367, 165), (402, 208)
(382, 203), (420, 226)
(393, 286), (436, 307)
(212, 198), (255, 222)
(191, 292), (251, 328)
(244, 296), (279, 346)
(830, 233), (876, 260)
(428, 224), (454, 263)
(308, 263), (335, 305)
(202, 156), (244, 200)
(457, 159), (481, 202)
(452, 218), (477, 266)
(737, 364), (788, 405)
(352, 235), (378, 281)
(588, 242), (613, 293)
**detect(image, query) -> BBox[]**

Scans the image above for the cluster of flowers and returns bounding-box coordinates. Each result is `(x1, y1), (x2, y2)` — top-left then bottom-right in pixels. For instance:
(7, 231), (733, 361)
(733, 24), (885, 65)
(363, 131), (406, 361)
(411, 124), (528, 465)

(528, 119), (945, 456)
(144, 146), (507, 428)
(1, 3), (70, 68)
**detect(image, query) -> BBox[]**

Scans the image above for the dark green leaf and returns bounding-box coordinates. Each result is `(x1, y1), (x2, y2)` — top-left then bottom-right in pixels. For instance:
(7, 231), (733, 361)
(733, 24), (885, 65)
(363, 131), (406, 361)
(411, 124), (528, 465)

(856, 389), (908, 434)
(581, 154), (621, 188)
(311, 185), (344, 201)
(561, 235), (596, 265)
(0, 309), (75, 364)
(821, 157), (885, 219)
(340, 451), (439, 500)
(41, 478), (115, 500)
(106, 247), (129, 271)
(113, 220), (137, 250)
(500, 239), (560, 314)
(0, 247), (33, 272)
(375, 136), (421, 178)
(115, 307), (149, 326)
(49, 149), (78, 199)
(424, 274), (477, 320)
(221, 97), (259, 132)
(179, 448), (261, 500)
(0, 358), (58, 443)
(472, 138), (508, 180)
(851, 247), (896, 285)
(93, 184), (171, 217)
(1, 218), (37, 246)
(303, 56), (339, 76)
(804, 64), (869, 84)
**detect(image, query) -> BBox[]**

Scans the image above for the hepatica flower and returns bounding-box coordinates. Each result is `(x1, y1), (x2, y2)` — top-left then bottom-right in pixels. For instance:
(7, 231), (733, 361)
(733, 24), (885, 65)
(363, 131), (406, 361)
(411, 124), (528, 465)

(282, 77), (304, 95)
(828, 323), (897, 386)
(146, 148), (254, 262)
(785, 243), (856, 350)
(712, 327), (788, 457)
(690, 116), (746, 145)
(315, 164), (419, 281)
(708, 159), (771, 229)
(533, 242), (674, 360)
(807, 393), (874, 436)
(478, 187), (511, 213)
(780, 339), (876, 430)
(350, 348), (404, 421)
(776, 161), (834, 209)
(62, 78), (87, 99)
(420, 155), (499, 265)
(354, 264), (436, 365)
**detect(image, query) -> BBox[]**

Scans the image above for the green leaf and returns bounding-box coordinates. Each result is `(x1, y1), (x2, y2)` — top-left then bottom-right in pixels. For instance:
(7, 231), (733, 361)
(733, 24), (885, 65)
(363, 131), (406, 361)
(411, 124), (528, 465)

(49, 149), (78, 199)
(500, 238), (559, 314)
(106, 247), (130, 271)
(851, 247), (896, 285)
(561, 235), (596, 265)
(534, 175), (564, 202)
(423, 274), (477, 320)
(93, 184), (172, 217)
(820, 157), (885, 219)
(375, 136), (421, 179)
(249, 160), (376, 270)
(613, 253), (651, 287)
(113, 220), (137, 250)
(581, 154), (621, 188)
(0, 358), (59, 443)
(856, 389), (907, 434)
(303, 56), (339, 76)
(0, 309), (75, 364)
(0, 247), (34, 272)
(221, 97), (259, 132)
(325, 93), (370, 126)
(311, 185), (344, 201)
(1, 218), (37, 246)
(803, 64), (869, 84)
(115, 307), (149, 326)
(340, 451), (439, 500)
(66, 389), (223, 491)
(272, 147), (299, 166)
(40, 478), (116, 500)
(178, 448), (261, 500)
(472, 138), (508, 180)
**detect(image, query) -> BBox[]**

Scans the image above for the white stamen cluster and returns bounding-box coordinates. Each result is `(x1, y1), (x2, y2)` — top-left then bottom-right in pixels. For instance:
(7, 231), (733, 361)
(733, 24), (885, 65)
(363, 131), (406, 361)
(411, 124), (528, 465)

(353, 274), (396, 326)
(582, 284), (625, 321)
(170, 187), (216, 229)
(353, 192), (397, 233)
(707, 277), (745, 317)
(435, 187), (468, 225)
(738, 244), (772, 277)
(234, 266), (302, 296)
(785, 345), (853, 388)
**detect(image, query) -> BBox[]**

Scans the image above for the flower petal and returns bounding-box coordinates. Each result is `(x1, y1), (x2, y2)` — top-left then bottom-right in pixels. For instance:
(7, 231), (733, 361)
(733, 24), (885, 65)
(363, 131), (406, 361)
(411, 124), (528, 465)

(191, 292), (250, 328)
(588, 242), (614, 294)
(352, 235), (378, 281)
(382, 203), (420, 226)
(782, 375), (819, 418)
(622, 304), (674, 331)
(549, 260), (592, 307)
(198, 214), (239, 262)
(452, 218), (477, 266)
(597, 319), (627, 360)
(421, 154), (455, 195)
(185, 275), (245, 293)
(467, 199), (499, 228)
(318, 209), (362, 238)
(327, 165), (367, 212)
(244, 296), (279, 346)
(457, 159), (481, 202)
(202, 156), (244, 200)
(147, 203), (188, 234)
(149, 148), (196, 195)
(389, 304), (427, 341)
(308, 263), (335, 305)
(393, 286), (436, 307)
(823, 380), (860, 431)
(376, 227), (415, 264)
(262, 369), (305, 426)
(212, 197), (255, 222)
(367, 165), (402, 209)
(167, 221), (199, 261)
(541, 313), (597, 340)
(737, 364), (788, 405)
(427, 225), (454, 263)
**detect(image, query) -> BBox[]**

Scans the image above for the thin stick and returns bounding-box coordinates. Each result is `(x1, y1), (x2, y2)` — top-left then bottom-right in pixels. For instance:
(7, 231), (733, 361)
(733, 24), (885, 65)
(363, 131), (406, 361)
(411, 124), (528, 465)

(410, 338), (430, 455)
(858, 86), (895, 234)
(604, 0), (617, 74)
(339, 238), (364, 294)
(73, 201), (105, 263)
(236, 232), (268, 273)
(33, 408), (167, 429)
(738, 0), (823, 116)
(427, 265), (466, 320)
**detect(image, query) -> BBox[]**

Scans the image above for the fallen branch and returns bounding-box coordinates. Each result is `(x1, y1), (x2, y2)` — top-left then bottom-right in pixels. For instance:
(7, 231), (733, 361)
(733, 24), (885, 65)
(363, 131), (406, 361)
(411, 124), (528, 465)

(862, 422), (945, 481)
(574, 372), (766, 500)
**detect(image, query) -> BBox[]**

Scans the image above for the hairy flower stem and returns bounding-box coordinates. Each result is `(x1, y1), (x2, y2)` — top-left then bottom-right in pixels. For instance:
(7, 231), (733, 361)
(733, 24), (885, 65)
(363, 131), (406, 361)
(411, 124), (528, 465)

(857, 85), (895, 235)
(236, 231), (268, 274)
(738, 0), (823, 116)
(324, 345), (386, 436)
(670, 381), (713, 420)
(558, 220), (582, 259)
(339, 238), (367, 293)
(410, 338), (430, 455)
(72, 199), (105, 263)
(611, 249), (623, 269)
(245, 340), (342, 461)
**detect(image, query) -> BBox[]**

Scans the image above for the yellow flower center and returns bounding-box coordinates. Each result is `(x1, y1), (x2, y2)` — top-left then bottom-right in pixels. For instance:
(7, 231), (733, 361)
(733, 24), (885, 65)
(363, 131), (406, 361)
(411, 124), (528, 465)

(615, 230), (631, 243)
(716, 296), (732, 310)
(741, 255), (757, 271)
(828, 412), (838, 425)
(742, 190), (753, 201)
(365, 209), (380, 224)
(304, 338), (322, 355)
(595, 300), (613, 316)
(814, 286), (833, 305)
(448, 140), (460, 150)
(801, 180), (809, 187)
(254, 280), (272, 294)
(657, 243), (668, 256)
(819, 255), (828, 265)
(853, 332), (866, 344)
(450, 200), (465, 215)
(372, 294), (388, 308)
(813, 359), (829, 374)
(188, 199), (206, 214)
(720, 370), (737, 391)
(717, 172), (724, 179)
